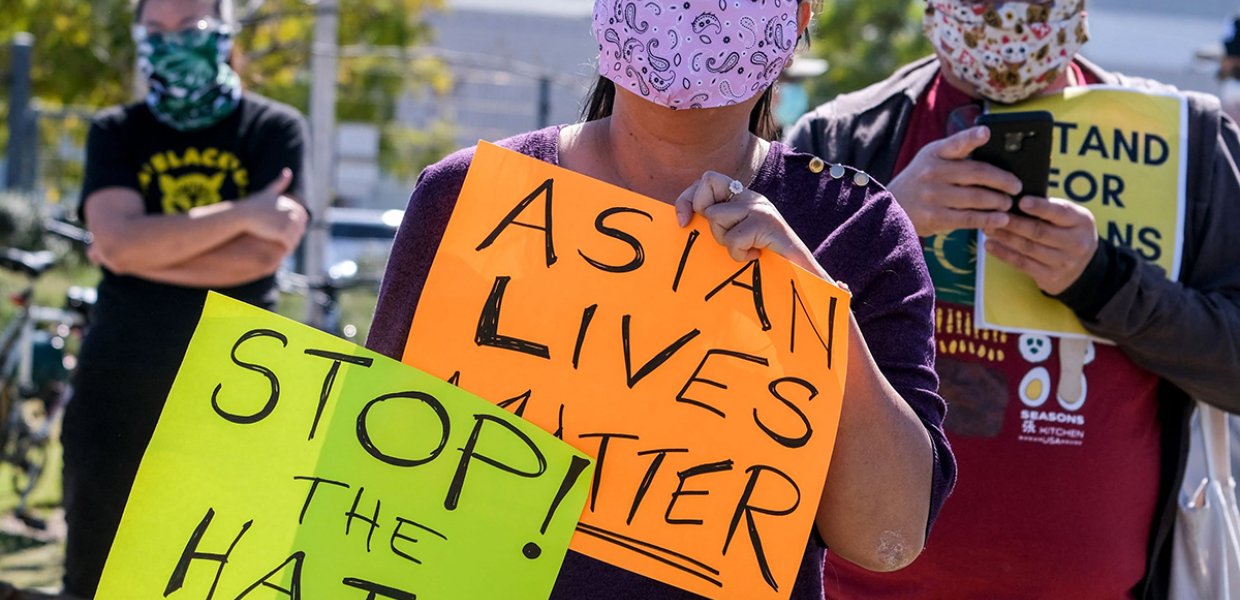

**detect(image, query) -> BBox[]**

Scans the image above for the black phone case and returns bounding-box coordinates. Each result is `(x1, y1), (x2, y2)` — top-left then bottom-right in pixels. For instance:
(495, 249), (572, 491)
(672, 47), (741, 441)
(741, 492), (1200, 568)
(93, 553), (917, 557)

(973, 111), (1054, 215)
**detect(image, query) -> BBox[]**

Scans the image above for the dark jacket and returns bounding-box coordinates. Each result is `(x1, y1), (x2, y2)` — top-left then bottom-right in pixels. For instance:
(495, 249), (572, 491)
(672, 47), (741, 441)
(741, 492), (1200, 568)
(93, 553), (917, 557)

(786, 56), (1240, 599)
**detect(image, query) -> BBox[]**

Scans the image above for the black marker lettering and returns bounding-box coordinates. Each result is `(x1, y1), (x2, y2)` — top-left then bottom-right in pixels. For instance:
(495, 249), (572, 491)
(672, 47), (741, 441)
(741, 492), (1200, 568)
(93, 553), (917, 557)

(622, 315), (701, 389)
(294, 476), (350, 525)
(357, 392), (451, 468)
(579, 432), (641, 512)
(390, 517), (447, 566)
(672, 230), (701, 293)
(163, 508), (251, 599)
(665, 460), (734, 525)
(723, 465), (802, 592)
(344, 487), (381, 553)
(628, 448), (688, 525)
(476, 178), (557, 267)
(446, 414), (547, 510)
(754, 377), (817, 449)
(212, 329), (287, 425)
(572, 305), (599, 370)
(340, 577), (417, 600)
(235, 552), (305, 599)
(304, 350), (374, 441)
(706, 260), (771, 330)
(475, 276), (552, 359)
(790, 281), (837, 369)
(579, 207), (653, 273)
(676, 349), (769, 419)
(496, 390), (533, 418)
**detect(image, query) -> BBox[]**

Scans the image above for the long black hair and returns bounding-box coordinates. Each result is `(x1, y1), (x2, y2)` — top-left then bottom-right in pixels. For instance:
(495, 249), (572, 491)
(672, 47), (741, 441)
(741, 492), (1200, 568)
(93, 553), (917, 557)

(581, 0), (806, 141)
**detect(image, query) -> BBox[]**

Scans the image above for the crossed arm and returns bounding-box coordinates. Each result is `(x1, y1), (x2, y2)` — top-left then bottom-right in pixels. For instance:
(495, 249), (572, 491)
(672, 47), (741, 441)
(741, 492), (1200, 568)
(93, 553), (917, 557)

(85, 169), (308, 288)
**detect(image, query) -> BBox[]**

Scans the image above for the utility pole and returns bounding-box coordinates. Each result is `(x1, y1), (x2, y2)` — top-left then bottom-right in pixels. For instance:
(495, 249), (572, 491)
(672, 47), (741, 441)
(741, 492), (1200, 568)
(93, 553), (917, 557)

(537, 76), (551, 129)
(5, 33), (36, 192)
(306, 0), (338, 328)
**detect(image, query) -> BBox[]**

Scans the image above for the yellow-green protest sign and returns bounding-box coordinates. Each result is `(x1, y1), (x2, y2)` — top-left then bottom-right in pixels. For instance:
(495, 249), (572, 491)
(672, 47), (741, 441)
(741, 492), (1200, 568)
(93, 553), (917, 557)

(404, 143), (851, 599)
(977, 86), (1187, 339)
(97, 293), (593, 600)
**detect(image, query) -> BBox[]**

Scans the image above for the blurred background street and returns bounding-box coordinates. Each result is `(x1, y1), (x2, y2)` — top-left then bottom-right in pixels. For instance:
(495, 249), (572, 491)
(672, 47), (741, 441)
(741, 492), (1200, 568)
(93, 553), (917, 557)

(0, 0), (1234, 595)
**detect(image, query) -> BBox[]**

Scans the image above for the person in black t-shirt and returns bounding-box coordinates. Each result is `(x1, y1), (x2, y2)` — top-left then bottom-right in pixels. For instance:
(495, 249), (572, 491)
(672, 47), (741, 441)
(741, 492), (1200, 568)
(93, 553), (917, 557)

(63, 0), (309, 596)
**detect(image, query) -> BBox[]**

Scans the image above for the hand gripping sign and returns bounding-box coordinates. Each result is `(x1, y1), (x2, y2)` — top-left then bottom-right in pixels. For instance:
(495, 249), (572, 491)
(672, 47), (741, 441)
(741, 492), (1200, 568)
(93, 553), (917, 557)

(404, 143), (852, 599)
(97, 293), (593, 600)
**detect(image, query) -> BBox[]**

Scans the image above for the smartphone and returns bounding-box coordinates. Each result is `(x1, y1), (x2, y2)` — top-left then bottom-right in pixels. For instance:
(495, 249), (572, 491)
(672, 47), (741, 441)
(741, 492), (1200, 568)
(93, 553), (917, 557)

(972, 111), (1054, 216)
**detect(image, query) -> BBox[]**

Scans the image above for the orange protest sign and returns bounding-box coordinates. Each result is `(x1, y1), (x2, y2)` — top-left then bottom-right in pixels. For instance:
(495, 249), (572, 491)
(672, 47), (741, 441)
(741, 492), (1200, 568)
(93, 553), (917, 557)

(403, 142), (850, 599)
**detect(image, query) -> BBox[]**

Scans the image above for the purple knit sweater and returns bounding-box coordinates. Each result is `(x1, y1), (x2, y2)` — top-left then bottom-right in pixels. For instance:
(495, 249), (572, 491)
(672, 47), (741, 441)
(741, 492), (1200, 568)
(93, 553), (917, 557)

(367, 127), (955, 600)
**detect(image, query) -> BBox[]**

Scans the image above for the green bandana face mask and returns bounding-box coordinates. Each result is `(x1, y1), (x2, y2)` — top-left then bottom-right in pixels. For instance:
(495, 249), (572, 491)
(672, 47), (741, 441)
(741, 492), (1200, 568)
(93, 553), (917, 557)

(135, 20), (241, 131)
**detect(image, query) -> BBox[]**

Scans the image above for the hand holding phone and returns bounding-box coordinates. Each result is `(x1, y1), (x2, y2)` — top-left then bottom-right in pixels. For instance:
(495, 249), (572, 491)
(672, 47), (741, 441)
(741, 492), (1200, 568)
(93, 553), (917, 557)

(972, 111), (1054, 216)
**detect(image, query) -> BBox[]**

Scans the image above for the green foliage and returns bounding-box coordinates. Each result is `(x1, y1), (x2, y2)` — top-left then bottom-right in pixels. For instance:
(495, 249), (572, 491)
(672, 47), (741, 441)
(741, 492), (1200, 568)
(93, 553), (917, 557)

(0, 0), (136, 110)
(238, 0), (449, 121)
(0, 0), (451, 196)
(0, 190), (47, 250)
(379, 118), (456, 180)
(807, 0), (933, 102)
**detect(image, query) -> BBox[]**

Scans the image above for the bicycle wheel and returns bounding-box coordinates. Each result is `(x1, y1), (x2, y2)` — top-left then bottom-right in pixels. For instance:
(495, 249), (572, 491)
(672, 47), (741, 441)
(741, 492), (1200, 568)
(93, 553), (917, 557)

(0, 375), (21, 463)
(9, 390), (51, 501)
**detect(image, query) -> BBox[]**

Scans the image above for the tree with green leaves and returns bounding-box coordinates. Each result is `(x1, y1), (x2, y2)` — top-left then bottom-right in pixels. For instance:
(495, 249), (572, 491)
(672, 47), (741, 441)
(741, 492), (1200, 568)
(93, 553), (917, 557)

(807, 0), (932, 103)
(0, 0), (453, 196)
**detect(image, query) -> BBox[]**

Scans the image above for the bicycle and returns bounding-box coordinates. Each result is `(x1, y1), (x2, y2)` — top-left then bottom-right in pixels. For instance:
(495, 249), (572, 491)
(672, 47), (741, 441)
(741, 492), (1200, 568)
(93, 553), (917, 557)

(0, 220), (94, 530)
(277, 260), (381, 340)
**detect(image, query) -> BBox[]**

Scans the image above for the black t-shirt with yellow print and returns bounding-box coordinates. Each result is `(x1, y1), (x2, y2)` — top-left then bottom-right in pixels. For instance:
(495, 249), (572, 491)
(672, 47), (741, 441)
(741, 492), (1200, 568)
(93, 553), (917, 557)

(78, 92), (307, 369)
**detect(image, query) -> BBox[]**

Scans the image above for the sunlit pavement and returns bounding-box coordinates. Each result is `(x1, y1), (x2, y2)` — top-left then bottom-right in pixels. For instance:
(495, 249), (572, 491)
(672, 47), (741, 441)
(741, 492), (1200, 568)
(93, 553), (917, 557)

(0, 508), (64, 598)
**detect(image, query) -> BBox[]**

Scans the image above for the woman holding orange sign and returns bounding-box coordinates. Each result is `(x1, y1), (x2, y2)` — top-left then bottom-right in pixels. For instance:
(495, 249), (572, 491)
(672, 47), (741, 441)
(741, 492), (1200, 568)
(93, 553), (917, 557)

(368, 1), (954, 598)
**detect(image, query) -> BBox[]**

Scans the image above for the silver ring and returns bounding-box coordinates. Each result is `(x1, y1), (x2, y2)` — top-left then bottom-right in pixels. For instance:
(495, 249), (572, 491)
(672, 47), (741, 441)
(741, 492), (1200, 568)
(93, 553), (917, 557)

(727, 179), (745, 200)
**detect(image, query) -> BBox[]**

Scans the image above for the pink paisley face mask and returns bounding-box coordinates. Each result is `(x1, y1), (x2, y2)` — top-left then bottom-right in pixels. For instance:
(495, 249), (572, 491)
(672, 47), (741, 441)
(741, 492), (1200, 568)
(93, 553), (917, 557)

(924, 0), (1090, 104)
(593, 0), (800, 110)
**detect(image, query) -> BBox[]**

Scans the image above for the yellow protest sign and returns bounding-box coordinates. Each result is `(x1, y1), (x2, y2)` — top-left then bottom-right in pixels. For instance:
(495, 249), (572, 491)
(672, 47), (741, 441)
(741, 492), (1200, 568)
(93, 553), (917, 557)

(404, 142), (851, 599)
(97, 293), (592, 599)
(977, 86), (1187, 339)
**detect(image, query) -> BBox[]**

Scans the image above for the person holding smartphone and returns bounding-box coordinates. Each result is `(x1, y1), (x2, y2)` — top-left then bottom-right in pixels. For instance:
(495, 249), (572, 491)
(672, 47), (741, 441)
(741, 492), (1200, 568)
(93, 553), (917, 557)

(64, 0), (309, 596)
(786, 0), (1240, 598)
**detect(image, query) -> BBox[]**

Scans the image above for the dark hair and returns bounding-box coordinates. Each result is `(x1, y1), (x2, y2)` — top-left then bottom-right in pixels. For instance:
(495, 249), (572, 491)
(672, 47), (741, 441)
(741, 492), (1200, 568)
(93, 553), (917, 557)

(134, 0), (243, 72)
(135, 0), (235, 24)
(581, 0), (805, 141)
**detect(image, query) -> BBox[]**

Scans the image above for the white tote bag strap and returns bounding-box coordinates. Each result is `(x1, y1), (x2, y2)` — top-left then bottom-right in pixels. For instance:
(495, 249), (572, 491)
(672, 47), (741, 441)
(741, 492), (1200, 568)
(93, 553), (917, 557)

(1200, 402), (1234, 486)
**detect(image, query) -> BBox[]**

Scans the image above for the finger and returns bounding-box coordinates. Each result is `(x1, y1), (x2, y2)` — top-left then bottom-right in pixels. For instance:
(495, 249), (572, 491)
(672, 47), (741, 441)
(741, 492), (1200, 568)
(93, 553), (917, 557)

(703, 195), (758, 229)
(985, 238), (1056, 281)
(938, 160), (1024, 197)
(1018, 196), (1092, 229)
(675, 180), (703, 227)
(281, 197), (311, 222)
(935, 183), (1015, 212)
(704, 206), (743, 247)
(931, 126), (991, 161)
(998, 214), (1077, 250)
(264, 168), (293, 197)
(723, 217), (786, 262)
(987, 228), (1064, 265)
(691, 171), (739, 217)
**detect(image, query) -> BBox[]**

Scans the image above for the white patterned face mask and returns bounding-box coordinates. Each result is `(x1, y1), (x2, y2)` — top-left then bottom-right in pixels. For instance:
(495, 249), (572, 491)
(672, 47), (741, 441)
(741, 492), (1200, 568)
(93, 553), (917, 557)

(593, 0), (800, 110)
(924, 0), (1090, 104)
